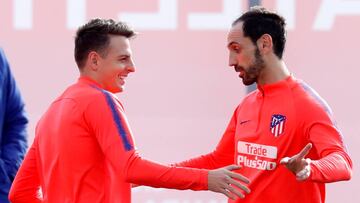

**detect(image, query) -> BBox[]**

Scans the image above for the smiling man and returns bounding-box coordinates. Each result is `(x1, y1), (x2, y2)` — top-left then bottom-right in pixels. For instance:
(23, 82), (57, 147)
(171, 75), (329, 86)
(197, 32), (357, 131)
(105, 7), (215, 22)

(8, 19), (251, 203)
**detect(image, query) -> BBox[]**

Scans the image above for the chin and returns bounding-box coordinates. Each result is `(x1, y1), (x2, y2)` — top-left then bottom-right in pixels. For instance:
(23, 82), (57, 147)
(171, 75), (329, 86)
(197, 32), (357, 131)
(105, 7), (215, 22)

(244, 82), (256, 86)
(106, 87), (123, 93)
(242, 79), (254, 86)
(117, 86), (124, 93)
(242, 77), (257, 86)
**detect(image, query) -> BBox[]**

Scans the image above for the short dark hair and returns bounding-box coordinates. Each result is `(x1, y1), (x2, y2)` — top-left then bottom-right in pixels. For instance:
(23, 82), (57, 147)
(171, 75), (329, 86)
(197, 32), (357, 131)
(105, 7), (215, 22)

(74, 18), (136, 68)
(232, 6), (286, 59)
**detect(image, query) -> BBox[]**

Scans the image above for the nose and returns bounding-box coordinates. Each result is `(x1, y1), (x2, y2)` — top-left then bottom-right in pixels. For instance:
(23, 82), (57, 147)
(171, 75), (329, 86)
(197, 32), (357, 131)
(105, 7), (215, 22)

(228, 52), (237, 67)
(127, 58), (136, 73)
(127, 65), (135, 73)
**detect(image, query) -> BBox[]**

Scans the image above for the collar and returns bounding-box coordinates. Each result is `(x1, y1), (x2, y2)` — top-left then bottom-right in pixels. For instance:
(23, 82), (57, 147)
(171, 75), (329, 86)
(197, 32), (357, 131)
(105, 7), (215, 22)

(257, 75), (296, 97)
(77, 76), (103, 89)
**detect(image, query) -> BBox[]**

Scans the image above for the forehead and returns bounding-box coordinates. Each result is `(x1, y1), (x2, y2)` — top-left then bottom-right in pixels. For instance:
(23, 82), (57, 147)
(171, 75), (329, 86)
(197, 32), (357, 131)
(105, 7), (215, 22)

(107, 35), (132, 55)
(227, 22), (247, 45)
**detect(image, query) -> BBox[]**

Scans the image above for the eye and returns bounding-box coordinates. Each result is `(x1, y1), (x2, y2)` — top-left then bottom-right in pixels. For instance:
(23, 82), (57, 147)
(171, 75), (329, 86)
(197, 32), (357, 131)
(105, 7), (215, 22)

(232, 45), (241, 53)
(119, 57), (128, 62)
(228, 44), (241, 54)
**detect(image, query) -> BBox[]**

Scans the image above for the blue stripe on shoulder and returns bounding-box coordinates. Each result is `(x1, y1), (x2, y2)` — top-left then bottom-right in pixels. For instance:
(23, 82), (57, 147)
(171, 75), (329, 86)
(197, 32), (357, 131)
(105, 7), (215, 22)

(299, 82), (347, 148)
(299, 82), (339, 127)
(91, 85), (133, 151)
(300, 82), (332, 116)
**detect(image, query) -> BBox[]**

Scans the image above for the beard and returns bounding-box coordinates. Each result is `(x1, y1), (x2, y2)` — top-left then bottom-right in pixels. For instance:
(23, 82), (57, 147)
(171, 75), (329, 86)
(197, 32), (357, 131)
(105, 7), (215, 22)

(239, 48), (265, 86)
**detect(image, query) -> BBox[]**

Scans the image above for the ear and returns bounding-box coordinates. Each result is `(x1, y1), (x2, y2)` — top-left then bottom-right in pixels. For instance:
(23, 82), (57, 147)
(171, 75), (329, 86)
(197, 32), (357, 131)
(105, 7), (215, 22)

(256, 34), (273, 55)
(88, 51), (100, 71)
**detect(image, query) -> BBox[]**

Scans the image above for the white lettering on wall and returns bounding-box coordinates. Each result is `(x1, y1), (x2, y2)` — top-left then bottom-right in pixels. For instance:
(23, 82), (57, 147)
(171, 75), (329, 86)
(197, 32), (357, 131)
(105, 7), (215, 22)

(276, 0), (296, 30)
(118, 0), (178, 30)
(67, 0), (86, 29)
(188, 0), (242, 30)
(314, 0), (360, 30)
(14, 0), (32, 30)
(10, 0), (360, 31)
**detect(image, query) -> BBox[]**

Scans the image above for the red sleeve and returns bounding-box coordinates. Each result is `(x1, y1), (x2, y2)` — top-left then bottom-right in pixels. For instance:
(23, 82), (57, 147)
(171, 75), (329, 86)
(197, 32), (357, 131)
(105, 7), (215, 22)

(85, 91), (208, 190)
(308, 121), (352, 182)
(125, 153), (208, 190)
(172, 108), (237, 169)
(304, 98), (352, 182)
(9, 137), (42, 203)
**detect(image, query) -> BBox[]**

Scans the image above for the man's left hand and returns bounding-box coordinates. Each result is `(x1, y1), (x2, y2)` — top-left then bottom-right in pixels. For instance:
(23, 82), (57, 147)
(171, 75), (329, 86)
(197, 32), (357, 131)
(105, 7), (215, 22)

(280, 143), (312, 181)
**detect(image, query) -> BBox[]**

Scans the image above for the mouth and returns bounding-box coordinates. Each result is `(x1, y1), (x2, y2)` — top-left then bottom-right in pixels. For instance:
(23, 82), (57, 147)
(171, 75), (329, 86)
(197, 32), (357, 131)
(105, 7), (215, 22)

(239, 71), (245, 78)
(234, 66), (244, 78)
(118, 75), (127, 84)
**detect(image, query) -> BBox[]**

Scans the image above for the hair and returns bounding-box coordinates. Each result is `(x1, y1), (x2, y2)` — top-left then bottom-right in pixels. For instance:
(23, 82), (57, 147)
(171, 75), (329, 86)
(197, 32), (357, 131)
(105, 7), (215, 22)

(74, 18), (136, 69)
(232, 6), (286, 59)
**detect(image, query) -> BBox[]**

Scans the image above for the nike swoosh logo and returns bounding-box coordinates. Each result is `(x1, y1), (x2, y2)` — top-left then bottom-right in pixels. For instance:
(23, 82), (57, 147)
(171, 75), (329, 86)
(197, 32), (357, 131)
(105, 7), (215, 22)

(240, 120), (251, 125)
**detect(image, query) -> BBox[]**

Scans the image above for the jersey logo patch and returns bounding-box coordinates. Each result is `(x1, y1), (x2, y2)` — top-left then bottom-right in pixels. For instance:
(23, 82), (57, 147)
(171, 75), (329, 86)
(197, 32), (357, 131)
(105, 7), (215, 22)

(270, 114), (286, 137)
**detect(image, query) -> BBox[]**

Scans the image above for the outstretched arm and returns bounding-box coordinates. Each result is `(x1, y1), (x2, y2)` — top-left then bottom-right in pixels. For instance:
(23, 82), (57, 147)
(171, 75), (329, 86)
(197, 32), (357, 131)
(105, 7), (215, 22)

(281, 98), (352, 183)
(86, 94), (250, 200)
(307, 121), (352, 182)
(126, 156), (250, 200)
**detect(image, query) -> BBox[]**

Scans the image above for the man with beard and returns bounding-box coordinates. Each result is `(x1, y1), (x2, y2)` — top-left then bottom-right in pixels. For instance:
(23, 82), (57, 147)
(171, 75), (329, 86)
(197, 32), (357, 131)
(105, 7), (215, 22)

(173, 6), (352, 203)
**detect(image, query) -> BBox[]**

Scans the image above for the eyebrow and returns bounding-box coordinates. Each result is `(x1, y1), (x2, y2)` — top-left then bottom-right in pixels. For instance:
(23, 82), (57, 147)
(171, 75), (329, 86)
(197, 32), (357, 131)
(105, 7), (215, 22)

(117, 54), (130, 58)
(227, 41), (240, 48)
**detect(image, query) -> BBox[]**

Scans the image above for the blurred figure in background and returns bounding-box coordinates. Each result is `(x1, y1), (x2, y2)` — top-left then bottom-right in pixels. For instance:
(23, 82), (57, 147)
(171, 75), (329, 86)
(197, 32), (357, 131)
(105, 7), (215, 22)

(0, 48), (28, 203)
(9, 19), (250, 203)
(173, 6), (352, 203)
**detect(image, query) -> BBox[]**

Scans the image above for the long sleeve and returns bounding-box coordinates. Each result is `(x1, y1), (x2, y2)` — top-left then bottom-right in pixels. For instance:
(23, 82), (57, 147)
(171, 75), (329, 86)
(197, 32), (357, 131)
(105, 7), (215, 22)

(172, 109), (238, 169)
(308, 121), (352, 182)
(125, 152), (208, 190)
(8, 137), (41, 203)
(85, 90), (209, 191)
(302, 92), (353, 183)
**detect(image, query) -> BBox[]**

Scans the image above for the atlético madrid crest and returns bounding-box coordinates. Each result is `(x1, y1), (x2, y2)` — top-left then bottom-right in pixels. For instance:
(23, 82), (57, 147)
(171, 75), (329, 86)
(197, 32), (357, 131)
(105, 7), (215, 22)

(270, 114), (286, 137)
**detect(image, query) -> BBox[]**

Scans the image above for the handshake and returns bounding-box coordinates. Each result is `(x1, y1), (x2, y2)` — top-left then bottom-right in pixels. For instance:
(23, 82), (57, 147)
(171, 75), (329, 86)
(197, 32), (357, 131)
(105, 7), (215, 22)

(208, 165), (251, 200)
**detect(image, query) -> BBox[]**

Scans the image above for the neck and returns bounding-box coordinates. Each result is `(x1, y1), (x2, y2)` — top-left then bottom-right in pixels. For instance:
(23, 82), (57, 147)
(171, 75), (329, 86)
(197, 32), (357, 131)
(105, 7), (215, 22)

(80, 69), (103, 87)
(257, 58), (290, 85)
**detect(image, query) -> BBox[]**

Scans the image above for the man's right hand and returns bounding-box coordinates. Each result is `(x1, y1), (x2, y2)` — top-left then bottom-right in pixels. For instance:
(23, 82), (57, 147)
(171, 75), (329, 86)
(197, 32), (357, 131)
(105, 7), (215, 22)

(208, 165), (250, 200)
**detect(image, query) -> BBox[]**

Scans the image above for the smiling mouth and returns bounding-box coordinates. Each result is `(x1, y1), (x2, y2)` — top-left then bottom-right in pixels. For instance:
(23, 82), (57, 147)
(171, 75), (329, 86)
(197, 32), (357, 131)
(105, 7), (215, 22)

(118, 75), (127, 84)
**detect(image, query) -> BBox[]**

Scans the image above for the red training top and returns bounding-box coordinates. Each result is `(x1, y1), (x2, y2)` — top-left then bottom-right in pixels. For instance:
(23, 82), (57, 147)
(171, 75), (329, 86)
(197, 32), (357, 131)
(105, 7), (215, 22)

(174, 76), (352, 203)
(9, 76), (208, 203)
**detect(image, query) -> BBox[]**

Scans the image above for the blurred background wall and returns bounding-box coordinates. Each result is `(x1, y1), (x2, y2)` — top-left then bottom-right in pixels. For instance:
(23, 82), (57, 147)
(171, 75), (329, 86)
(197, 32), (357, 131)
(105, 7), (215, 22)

(0, 0), (359, 202)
